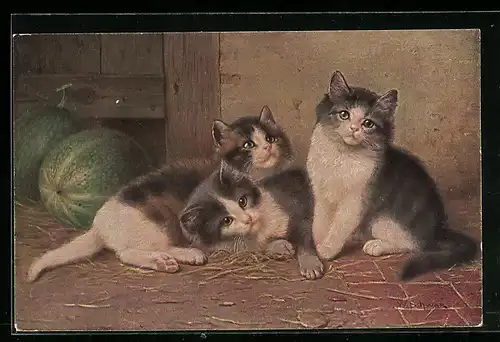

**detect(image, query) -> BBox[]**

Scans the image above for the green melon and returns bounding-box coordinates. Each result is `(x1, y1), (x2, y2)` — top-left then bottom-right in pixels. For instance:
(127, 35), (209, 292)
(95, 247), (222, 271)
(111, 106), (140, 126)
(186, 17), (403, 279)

(14, 106), (81, 202)
(38, 127), (153, 229)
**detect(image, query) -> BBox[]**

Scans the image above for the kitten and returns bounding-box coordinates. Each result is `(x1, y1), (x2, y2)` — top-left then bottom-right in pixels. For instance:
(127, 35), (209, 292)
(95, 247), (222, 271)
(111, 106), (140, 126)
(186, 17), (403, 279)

(179, 161), (324, 280)
(307, 70), (478, 281)
(26, 106), (294, 283)
(212, 105), (294, 180)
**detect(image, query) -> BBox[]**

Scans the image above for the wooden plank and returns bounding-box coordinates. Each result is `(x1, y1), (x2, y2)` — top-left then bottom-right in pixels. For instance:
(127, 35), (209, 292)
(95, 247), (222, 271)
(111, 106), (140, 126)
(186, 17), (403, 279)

(163, 32), (220, 160)
(101, 34), (163, 75)
(15, 75), (164, 119)
(13, 34), (101, 75)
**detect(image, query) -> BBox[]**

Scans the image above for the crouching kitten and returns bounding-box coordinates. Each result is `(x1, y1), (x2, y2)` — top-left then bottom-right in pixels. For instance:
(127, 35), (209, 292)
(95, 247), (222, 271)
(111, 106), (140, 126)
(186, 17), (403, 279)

(179, 161), (324, 280)
(26, 106), (294, 283)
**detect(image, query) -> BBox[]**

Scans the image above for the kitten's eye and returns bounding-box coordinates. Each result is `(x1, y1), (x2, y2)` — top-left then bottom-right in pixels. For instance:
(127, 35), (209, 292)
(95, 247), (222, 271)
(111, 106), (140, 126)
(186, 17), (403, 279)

(362, 119), (376, 129)
(221, 216), (233, 226)
(242, 140), (256, 149)
(238, 195), (248, 209)
(338, 110), (350, 120)
(265, 135), (277, 143)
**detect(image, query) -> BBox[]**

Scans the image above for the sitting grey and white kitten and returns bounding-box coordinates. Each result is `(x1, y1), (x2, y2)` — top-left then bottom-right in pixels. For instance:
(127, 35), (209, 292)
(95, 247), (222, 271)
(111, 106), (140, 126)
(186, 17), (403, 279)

(179, 161), (324, 280)
(307, 70), (478, 281)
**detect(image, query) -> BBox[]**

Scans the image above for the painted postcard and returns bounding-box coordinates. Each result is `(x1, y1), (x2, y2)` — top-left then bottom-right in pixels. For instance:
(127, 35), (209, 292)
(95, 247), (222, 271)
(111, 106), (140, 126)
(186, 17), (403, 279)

(12, 29), (481, 331)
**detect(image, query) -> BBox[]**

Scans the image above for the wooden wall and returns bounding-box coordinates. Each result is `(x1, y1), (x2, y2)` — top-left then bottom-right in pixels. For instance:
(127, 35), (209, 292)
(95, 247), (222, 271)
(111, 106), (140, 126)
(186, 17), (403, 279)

(13, 31), (481, 204)
(13, 33), (221, 166)
(14, 34), (165, 119)
(220, 30), (481, 202)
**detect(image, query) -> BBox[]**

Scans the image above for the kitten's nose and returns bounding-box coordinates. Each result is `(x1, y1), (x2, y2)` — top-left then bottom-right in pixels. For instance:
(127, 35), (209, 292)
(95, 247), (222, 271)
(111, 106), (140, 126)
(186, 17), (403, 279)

(263, 144), (271, 151)
(242, 215), (253, 224)
(350, 125), (360, 132)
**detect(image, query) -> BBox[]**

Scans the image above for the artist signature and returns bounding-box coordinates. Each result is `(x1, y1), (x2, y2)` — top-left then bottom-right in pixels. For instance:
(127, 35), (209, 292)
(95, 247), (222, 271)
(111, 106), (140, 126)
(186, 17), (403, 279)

(399, 301), (449, 309)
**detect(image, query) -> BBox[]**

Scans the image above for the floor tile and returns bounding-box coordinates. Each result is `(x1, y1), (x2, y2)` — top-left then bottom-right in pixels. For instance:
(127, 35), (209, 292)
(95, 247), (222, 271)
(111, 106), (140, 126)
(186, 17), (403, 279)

(324, 309), (368, 329)
(400, 308), (467, 327)
(436, 266), (482, 283)
(452, 282), (482, 308)
(457, 307), (482, 326)
(346, 283), (407, 310)
(360, 308), (407, 328)
(376, 258), (443, 283)
(333, 260), (385, 283)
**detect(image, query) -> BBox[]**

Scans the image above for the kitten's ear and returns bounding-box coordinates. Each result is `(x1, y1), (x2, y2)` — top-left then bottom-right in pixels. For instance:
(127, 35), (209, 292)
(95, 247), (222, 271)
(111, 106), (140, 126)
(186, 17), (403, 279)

(328, 70), (351, 99)
(259, 105), (277, 126)
(373, 89), (398, 117)
(218, 160), (244, 186)
(179, 206), (203, 233)
(212, 120), (232, 148)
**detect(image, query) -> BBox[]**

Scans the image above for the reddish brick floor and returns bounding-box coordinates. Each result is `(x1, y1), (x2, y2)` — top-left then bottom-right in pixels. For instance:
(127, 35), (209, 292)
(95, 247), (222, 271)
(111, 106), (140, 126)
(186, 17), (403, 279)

(15, 197), (482, 330)
(328, 243), (482, 328)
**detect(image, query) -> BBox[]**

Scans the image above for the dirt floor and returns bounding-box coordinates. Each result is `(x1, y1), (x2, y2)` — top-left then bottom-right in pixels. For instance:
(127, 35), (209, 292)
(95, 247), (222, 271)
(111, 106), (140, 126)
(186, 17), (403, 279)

(13, 196), (482, 332)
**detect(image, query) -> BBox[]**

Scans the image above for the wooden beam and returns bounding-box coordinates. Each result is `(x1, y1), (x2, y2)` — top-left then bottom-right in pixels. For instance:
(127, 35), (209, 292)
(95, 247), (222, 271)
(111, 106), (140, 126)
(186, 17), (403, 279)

(101, 34), (164, 76)
(15, 75), (164, 119)
(13, 34), (101, 75)
(163, 32), (221, 160)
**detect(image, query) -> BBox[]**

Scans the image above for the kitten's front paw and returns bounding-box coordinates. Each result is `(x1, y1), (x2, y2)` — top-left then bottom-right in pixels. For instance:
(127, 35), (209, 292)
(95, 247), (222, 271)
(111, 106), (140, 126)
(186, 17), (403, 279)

(298, 254), (324, 280)
(315, 242), (339, 260)
(180, 248), (208, 265)
(264, 239), (295, 260)
(150, 252), (180, 273)
(363, 239), (386, 257)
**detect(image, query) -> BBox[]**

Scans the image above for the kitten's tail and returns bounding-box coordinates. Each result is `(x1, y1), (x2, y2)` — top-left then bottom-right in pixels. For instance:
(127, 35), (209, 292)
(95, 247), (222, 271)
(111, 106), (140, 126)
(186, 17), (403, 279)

(400, 227), (479, 281)
(26, 226), (104, 283)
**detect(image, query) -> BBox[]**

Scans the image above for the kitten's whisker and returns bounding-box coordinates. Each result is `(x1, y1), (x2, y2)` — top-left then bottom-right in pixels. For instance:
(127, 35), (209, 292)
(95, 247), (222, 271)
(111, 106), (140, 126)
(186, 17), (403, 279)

(242, 159), (253, 173)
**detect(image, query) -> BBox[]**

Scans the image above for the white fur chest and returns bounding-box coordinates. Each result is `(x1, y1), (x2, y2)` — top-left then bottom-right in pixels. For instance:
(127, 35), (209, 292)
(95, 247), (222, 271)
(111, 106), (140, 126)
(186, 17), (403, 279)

(255, 190), (290, 244)
(306, 125), (376, 204)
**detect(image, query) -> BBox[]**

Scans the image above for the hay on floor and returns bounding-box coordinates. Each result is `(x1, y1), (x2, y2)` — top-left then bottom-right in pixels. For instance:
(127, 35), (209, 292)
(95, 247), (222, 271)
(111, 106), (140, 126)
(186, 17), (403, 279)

(14, 202), (327, 284)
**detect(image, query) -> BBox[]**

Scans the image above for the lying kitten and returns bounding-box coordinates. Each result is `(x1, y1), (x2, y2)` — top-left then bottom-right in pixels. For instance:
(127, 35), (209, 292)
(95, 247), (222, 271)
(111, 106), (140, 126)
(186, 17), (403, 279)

(179, 161), (324, 280)
(307, 70), (478, 281)
(27, 106), (294, 283)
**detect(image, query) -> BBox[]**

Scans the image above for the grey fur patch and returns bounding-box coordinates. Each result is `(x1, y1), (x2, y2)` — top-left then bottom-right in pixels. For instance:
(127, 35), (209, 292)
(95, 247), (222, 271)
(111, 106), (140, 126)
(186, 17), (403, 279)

(116, 158), (219, 245)
(258, 167), (316, 254)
